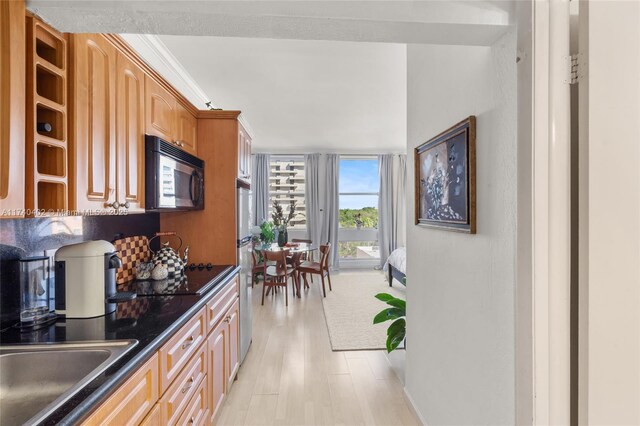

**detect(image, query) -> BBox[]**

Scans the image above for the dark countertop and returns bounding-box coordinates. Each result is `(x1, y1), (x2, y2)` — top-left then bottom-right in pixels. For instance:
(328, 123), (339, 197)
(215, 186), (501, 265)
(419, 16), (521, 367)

(0, 265), (240, 426)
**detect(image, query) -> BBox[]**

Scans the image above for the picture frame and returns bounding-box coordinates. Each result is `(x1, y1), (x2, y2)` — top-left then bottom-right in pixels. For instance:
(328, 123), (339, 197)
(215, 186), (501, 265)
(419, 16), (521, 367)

(414, 116), (476, 233)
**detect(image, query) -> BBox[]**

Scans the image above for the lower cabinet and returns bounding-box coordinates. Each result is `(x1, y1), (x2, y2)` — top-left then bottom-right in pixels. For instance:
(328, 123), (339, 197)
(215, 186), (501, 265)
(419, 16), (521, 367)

(81, 354), (159, 425)
(82, 275), (239, 426)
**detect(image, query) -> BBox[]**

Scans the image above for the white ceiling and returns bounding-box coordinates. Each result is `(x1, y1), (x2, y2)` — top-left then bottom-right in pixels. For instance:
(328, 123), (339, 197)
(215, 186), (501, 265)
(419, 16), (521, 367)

(156, 36), (407, 153)
(28, 1), (514, 153)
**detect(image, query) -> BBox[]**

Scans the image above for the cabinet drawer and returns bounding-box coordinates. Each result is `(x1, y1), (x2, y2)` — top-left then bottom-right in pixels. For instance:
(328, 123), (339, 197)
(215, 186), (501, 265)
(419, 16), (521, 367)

(160, 341), (207, 425)
(82, 353), (159, 426)
(206, 276), (238, 334)
(159, 307), (206, 392)
(177, 374), (209, 426)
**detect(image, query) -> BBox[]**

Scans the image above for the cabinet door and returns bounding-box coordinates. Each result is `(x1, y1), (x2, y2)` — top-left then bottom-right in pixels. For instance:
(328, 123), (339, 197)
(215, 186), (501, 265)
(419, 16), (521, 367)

(0, 0), (25, 217)
(81, 354), (159, 425)
(208, 317), (227, 421)
(176, 102), (197, 155)
(145, 75), (175, 142)
(140, 404), (161, 426)
(238, 124), (251, 183)
(227, 298), (240, 389)
(70, 33), (116, 211)
(116, 52), (145, 213)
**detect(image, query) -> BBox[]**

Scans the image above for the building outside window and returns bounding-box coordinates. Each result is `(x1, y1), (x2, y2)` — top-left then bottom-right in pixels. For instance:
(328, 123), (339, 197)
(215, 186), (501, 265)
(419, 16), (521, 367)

(268, 155), (306, 229)
(338, 156), (379, 264)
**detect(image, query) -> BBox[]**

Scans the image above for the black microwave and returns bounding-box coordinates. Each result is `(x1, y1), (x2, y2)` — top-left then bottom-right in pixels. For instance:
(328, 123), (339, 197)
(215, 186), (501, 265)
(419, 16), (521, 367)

(145, 135), (204, 211)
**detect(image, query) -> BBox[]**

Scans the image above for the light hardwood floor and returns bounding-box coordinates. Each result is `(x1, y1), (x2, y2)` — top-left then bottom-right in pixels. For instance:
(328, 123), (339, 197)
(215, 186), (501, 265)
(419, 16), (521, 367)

(216, 272), (420, 426)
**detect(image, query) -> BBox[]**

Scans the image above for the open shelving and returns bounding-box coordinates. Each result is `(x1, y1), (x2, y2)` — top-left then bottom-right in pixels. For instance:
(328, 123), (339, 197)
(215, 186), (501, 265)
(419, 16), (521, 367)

(25, 16), (68, 215)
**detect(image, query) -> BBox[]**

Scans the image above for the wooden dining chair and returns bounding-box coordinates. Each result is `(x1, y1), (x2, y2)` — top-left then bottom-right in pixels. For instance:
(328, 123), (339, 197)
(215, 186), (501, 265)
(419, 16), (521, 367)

(262, 250), (297, 306)
(290, 238), (314, 282)
(298, 243), (332, 297)
(251, 247), (264, 287)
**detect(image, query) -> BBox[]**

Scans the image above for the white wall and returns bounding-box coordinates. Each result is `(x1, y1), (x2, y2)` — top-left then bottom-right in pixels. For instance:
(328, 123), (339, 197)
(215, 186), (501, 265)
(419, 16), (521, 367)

(580, 1), (640, 424)
(405, 29), (517, 425)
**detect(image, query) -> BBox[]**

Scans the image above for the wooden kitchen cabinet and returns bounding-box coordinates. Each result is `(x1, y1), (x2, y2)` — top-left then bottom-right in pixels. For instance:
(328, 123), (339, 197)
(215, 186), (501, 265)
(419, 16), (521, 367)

(82, 353), (159, 426)
(83, 274), (240, 426)
(0, 0), (26, 217)
(226, 299), (240, 390)
(161, 111), (251, 265)
(159, 341), (207, 425)
(208, 313), (228, 421)
(208, 292), (240, 422)
(176, 101), (198, 154)
(69, 33), (117, 211)
(145, 75), (175, 143)
(115, 51), (145, 212)
(145, 75), (197, 156)
(237, 123), (252, 184)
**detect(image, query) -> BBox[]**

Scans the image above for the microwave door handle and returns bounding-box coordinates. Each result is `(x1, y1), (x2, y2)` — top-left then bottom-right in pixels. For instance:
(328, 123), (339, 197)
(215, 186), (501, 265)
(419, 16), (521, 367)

(189, 170), (202, 205)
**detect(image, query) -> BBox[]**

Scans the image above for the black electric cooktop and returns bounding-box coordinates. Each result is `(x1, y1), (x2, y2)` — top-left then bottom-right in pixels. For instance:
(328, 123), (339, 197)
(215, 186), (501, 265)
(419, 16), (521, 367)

(126, 264), (234, 296)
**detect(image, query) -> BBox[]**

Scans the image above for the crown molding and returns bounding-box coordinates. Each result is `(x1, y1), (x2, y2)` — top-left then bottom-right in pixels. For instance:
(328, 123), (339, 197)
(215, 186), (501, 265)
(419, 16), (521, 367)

(120, 34), (255, 138)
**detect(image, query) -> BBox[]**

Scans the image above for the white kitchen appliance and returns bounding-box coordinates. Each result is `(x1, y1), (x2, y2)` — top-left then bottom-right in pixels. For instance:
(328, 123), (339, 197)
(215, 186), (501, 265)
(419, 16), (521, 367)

(54, 240), (135, 318)
(237, 183), (253, 363)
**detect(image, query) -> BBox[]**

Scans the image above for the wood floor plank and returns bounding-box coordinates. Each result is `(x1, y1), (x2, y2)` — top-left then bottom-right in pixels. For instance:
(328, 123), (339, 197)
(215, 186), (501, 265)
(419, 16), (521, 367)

(216, 272), (420, 426)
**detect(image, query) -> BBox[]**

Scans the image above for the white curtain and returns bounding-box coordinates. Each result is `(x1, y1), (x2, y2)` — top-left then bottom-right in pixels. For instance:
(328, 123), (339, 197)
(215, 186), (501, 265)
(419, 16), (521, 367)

(378, 154), (407, 266)
(251, 154), (270, 226)
(322, 154), (340, 268)
(304, 153), (322, 246)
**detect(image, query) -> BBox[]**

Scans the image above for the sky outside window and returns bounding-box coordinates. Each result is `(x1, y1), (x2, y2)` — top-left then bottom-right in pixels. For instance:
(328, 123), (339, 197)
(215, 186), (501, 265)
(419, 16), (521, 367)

(339, 159), (379, 209)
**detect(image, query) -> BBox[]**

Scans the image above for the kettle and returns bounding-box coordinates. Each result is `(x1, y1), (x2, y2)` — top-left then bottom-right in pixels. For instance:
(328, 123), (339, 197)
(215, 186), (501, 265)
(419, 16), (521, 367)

(149, 232), (189, 277)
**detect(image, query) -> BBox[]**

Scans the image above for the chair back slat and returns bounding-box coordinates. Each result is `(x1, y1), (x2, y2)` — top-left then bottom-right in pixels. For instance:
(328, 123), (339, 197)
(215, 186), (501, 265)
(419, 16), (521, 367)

(251, 248), (260, 267)
(263, 250), (288, 272)
(319, 243), (331, 270)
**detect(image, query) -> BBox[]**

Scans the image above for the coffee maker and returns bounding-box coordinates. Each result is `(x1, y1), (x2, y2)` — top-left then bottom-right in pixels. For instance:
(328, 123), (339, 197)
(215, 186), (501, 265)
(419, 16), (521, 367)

(55, 240), (135, 318)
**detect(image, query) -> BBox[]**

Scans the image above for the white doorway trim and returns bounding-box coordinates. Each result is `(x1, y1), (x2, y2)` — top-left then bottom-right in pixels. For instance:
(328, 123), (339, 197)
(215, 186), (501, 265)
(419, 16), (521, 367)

(517, 1), (572, 424)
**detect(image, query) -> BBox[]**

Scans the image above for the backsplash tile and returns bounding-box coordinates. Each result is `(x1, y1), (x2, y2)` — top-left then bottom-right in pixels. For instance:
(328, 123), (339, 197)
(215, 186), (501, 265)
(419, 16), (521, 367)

(0, 213), (160, 328)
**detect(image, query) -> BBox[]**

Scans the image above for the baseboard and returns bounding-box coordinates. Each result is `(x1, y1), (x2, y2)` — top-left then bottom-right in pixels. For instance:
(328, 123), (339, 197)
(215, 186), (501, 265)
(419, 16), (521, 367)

(403, 387), (427, 426)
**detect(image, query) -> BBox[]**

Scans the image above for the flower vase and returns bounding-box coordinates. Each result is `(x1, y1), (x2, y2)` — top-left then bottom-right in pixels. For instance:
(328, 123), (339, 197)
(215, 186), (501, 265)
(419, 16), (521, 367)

(277, 226), (288, 247)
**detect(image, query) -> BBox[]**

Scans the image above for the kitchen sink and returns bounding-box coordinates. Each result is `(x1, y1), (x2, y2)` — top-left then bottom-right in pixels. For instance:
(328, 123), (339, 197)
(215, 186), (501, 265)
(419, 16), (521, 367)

(0, 340), (138, 426)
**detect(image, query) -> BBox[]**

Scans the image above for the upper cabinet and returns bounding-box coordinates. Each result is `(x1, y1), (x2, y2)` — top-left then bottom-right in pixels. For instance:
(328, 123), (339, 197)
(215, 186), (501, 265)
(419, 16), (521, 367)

(0, 1), (26, 217)
(115, 51), (145, 213)
(145, 75), (175, 142)
(237, 123), (252, 184)
(69, 33), (116, 212)
(145, 75), (197, 155)
(176, 102), (198, 154)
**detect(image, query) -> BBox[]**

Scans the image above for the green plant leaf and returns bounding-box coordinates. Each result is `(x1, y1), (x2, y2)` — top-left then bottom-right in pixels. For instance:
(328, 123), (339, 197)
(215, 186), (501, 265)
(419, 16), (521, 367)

(375, 293), (395, 302)
(373, 308), (404, 324)
(386, 318), (406, 337)
(385, 298), (406, 311)
(386, 327), (406, 353)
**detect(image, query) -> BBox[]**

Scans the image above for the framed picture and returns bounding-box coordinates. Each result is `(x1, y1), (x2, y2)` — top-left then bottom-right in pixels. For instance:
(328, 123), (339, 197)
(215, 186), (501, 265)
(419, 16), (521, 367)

(414, 116), (476, 233)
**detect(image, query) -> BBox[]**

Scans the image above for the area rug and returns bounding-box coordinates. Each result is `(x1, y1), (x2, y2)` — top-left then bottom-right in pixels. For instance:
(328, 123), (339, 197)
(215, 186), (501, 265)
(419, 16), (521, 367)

(321, 270), (405, 351)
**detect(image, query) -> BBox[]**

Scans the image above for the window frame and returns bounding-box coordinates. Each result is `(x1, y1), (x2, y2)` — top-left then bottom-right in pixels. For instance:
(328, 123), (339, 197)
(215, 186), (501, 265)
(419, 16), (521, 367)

(338, 155), (380, 266)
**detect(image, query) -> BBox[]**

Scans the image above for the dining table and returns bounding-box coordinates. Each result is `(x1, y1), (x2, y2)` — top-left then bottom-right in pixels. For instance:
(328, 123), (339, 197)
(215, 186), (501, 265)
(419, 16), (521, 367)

(254, 242), (318, 297)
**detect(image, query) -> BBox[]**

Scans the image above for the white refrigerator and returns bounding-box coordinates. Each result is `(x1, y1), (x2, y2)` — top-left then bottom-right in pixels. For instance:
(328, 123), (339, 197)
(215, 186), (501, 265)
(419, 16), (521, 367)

(237, 185), (253, 363)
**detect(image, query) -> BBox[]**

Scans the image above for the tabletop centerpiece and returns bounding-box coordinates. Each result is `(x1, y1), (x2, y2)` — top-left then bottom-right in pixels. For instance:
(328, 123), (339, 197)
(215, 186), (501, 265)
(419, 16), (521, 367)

(271, 200), (297, 247)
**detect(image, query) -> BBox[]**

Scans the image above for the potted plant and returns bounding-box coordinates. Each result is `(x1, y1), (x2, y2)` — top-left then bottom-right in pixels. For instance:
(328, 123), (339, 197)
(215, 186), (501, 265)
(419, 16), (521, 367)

(373, 293), (406, 352)
(259, 221), (276, 246)
(271, 200), (297, 247)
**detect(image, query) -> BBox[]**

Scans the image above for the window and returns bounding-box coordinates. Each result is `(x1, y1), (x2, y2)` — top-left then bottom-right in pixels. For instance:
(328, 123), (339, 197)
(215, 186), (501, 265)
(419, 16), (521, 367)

(268, 155), (306, 229)
(338, 157), (380, 262)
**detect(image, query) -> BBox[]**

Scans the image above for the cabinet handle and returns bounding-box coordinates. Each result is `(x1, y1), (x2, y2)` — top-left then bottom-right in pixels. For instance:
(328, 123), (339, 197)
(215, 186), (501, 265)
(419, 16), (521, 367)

(181, 335), (195, 349)
(224, 315), (231, 323)
(120, 201), (130, 209)
(104, 201), (120, 209)
(174, 140), (184, 147)
(190, 417), (195, 424)
(181, 376), (195, 394)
